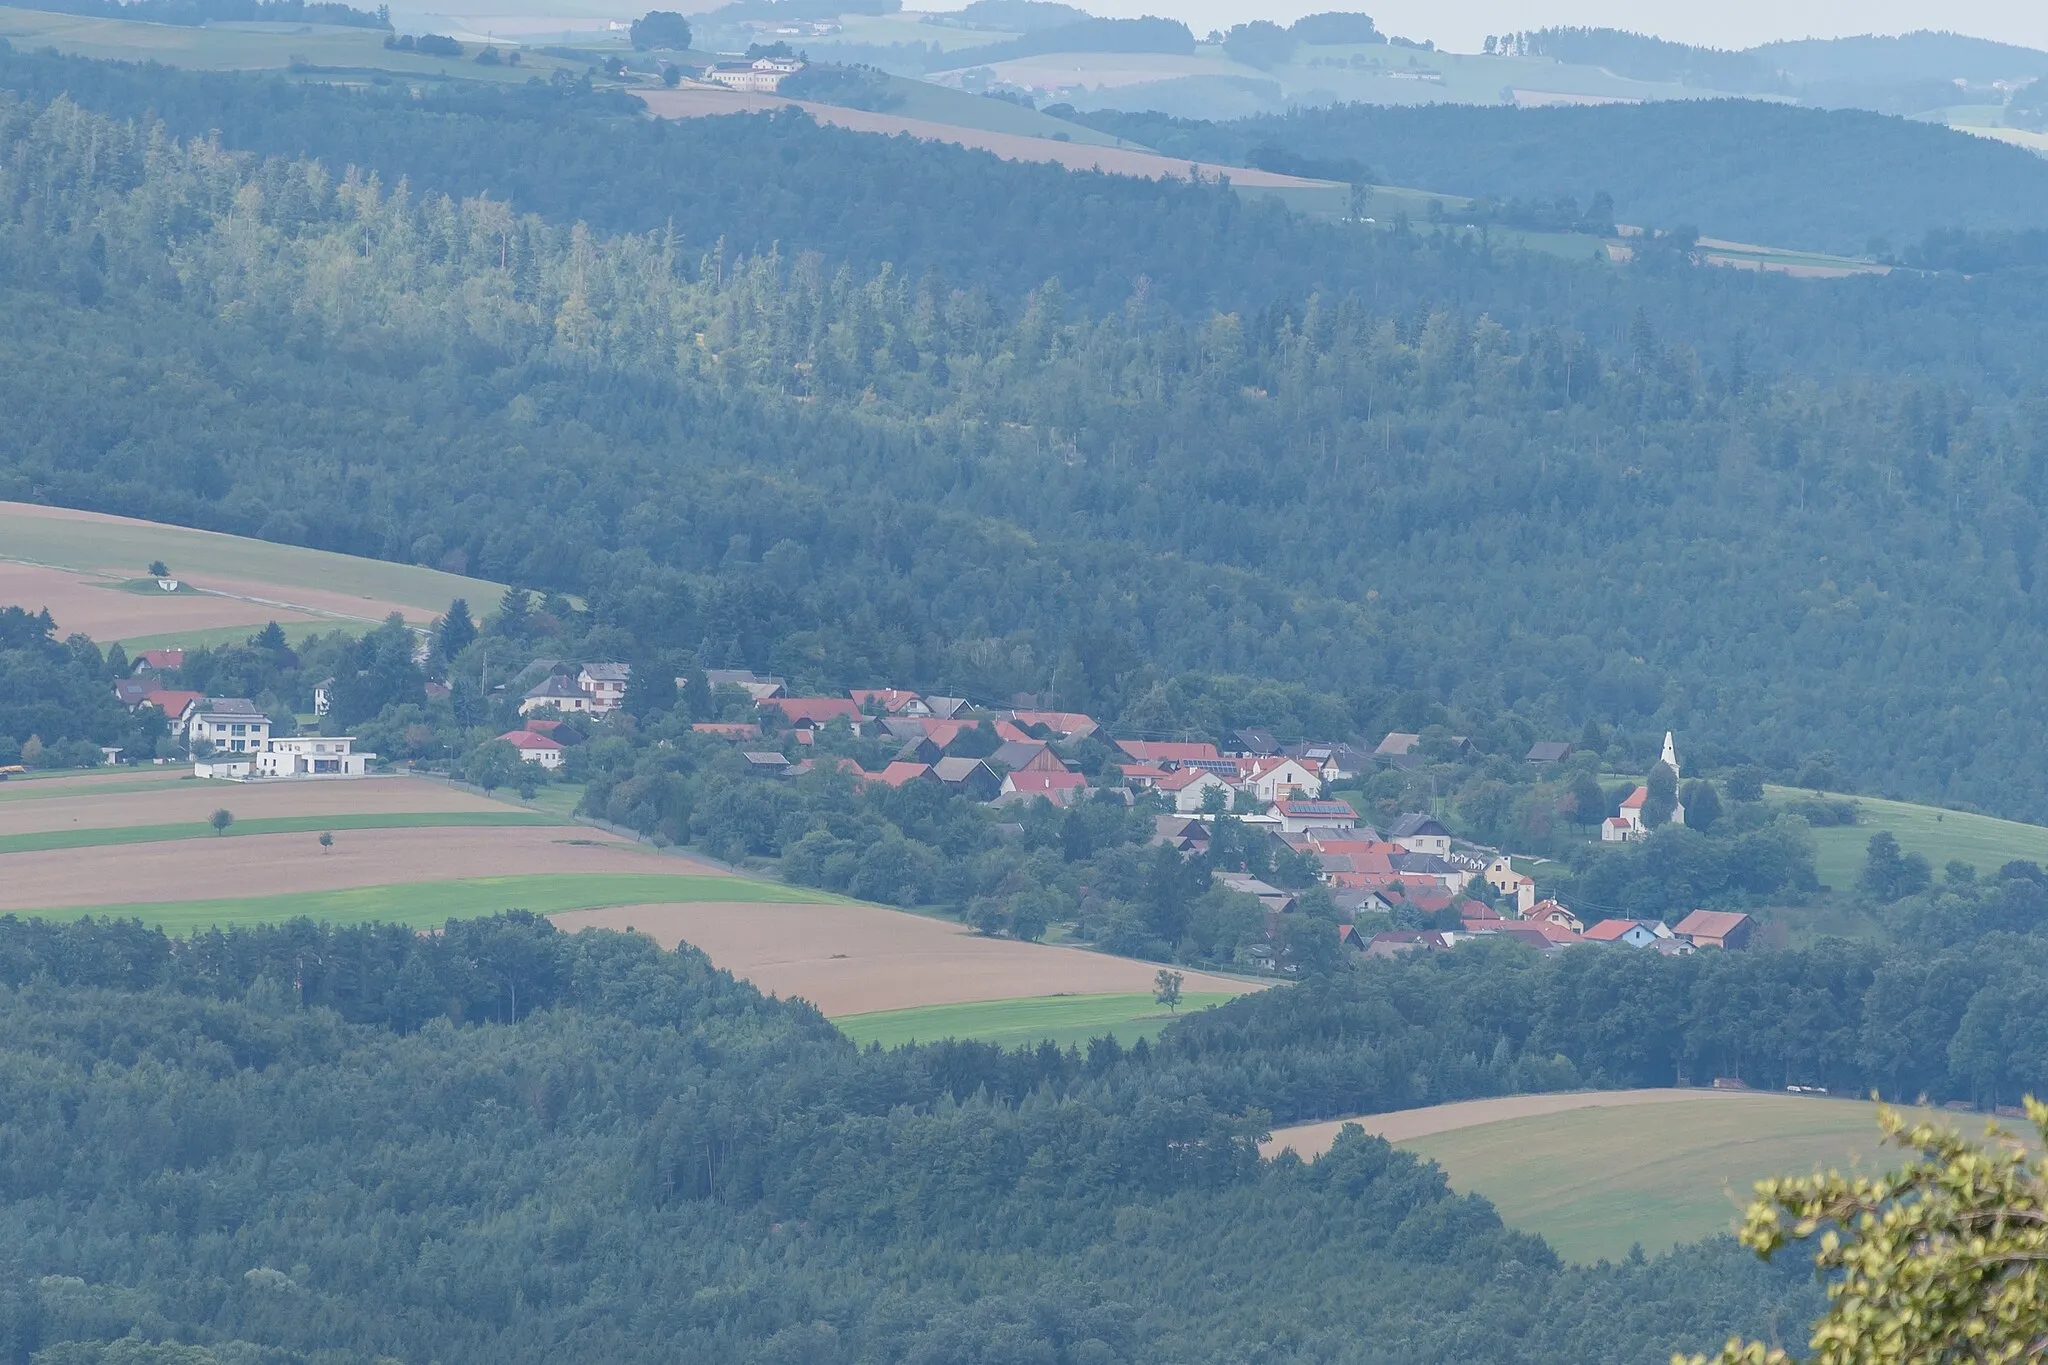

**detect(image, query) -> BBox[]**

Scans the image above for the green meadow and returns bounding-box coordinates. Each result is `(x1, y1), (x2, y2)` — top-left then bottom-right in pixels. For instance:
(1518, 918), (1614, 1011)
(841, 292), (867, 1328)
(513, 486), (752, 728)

(1771, 785), (2048, 891)
(0, 809), (560, 855)
(836, 991), (1240, 1050)
(18, 871), (841, 932)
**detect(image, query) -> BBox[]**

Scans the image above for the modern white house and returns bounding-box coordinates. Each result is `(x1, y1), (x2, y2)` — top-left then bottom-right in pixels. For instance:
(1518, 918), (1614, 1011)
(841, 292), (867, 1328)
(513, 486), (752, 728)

(256, 735), (373, 778)
(197, 734), (374, 780)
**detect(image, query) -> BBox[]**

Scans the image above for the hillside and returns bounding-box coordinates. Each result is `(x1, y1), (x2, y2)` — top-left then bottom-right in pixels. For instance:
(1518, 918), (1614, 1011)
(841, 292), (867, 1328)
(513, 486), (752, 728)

(1067, 98), (2048, 253)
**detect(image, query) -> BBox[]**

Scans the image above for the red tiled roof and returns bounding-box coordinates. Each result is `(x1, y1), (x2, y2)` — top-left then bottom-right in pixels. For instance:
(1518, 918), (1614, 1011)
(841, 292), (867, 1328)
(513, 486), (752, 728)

(135, 649), (185, 670)
(1116, 740), (1222, 763)
(1119, 763), (1170, 783)
(1621, 785), (1648, 809)
(849, 688), (921, 713)
(497, 729), (562, 750)
(1674, 910), (1753, 939)
(692, 722), (762, 739)
(993, 719), (1033, 744)
(1157, 768), (1219, 791)
(524, 718), (564, 735)
(1010, 710), (1098, 737)
(761, 698), (863, 726)
(1583, 919), (1647, 942)
(871, 761), (932, 787)
(1006, 770), (1088, 793)
(142, 689), (202, 716)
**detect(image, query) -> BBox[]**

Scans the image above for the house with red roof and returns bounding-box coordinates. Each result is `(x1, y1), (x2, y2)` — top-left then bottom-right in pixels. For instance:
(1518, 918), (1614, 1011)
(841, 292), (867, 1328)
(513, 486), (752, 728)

(497, 729), (564, 769)
(1526, 899), (1585, 933)
(761, 697), (865, 729)
(849, 688), (928, 716)
(998, 770), (1091, 806)
(1583, 918), (1665, 947)
(1119, 763), (1170, 787)
(1115, 740), (1222, 767)
(1236, 756), (1323, 804)
(133, 648), (185, 673)
(1158, 767), (1234, 812)
(141, 690), (204, 736)
(1010, 711), (1099, 739)
(1673, 909), (1756, 950)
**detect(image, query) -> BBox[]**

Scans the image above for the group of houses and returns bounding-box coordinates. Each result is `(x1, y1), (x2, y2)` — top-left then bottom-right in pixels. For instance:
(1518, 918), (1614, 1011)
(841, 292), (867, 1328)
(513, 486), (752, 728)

(109, 649), (373, 781)
(1362, 906), (1756, 959)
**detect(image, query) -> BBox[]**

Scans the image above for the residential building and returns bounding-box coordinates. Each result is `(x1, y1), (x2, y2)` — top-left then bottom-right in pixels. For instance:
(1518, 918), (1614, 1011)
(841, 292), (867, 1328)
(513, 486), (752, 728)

(931, 757), (1001, 801)
(499, 729), (565, 768)
(578, 662), (631, 714)
(1365, 930), (1450, 958)
(1214, 871), (1295, 913)
(998, 770), (1090, 806)
(1483, 855), (1538, 914)
(1526, 899), (1585, 933)
(1115, 740), (1222, 767)
(850, 688), (927, 716)
(1525, 741), (1573, 764)
(989, 740), (1067, 774)
(866, 762), (933, 788)
(112, 679), (150, 708)
(142, 690), (203, 736)
(1230, 727), (1280, 756)
(255, 735), (373, 777)
(1158, 767), (1234, 812)
(521, 675), (594, 716)
(1389, 813), (1452, 857)
(922, 696), (970, 719)
(187, 698), (271, 754)
(700, 669), (787, 701)
(1010, 710), (1098, 739)
(742, 751), (794, 775)
(1119, 763), (1170, 788)
(1272, 798), (1359, 834)
(760, 697), (865, 730)
(1583, 918), (1664, 948)
(313, 677), (335, 716)
(1674, 909), (1756, 951)
(1237, 756), (1323, 804)
(133, 648), (185, 673)
(1152, 814), (1211, 852)
(702, 55), (803, 92)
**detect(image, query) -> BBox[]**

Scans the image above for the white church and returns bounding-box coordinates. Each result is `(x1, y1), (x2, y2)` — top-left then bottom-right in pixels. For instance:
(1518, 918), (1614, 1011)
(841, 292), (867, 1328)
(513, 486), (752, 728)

(1602, 732), (1686, 842)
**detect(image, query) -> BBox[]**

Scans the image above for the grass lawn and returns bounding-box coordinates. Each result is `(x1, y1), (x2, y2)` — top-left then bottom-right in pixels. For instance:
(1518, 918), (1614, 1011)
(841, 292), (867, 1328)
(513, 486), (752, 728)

(1771, 784), (2048, 891)
(836, 991), (1239, 1050)
(0, 809), (562, 855)
(18, 871), (846, 932)
(0, 498), (502, 619)
(1399, 1095), (1936, 1263)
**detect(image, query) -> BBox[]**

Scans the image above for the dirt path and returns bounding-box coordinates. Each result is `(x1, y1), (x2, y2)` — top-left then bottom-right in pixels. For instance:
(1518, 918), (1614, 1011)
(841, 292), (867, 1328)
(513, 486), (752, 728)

(554, 900), (1257, 1017)
(0, 824), (717, 909)
(1262, 1089), (1803, 1159)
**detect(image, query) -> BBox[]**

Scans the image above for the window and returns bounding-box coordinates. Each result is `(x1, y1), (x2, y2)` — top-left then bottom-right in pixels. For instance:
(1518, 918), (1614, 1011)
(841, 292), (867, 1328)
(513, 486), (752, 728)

(231, 724), (246, 735)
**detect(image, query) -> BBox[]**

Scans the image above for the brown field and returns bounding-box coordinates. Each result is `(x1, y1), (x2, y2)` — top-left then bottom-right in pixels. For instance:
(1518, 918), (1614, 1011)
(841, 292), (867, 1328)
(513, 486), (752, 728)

(0, 824), (711, 910)
(0, 767), (188, 794)
(0, 775), (510, 836)
(638, 88), (1325, 188)
(553, 900), (1256, 1016)
(1261, 1088), (1811, 1159)
(0, 561), (327, 641)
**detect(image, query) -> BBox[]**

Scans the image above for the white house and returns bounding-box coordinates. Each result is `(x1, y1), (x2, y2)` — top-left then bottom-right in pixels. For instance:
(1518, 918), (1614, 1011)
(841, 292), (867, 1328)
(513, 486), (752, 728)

(255, 735), (372, 778)
(1236, 756), (1323, 804)
(1272, 798), (1359, 835)
(1158, 767), (1234, 813)
(578, 662), (631, 714)
(1389, 813), (1452, 857)
(703, 56), (803, 91)
(499, 729), (565, 769)
(186, 698), (271, 754)
(1583, 918), (1665, 947)
(313, 677), (335, 717)
(520, 675), (594, 716)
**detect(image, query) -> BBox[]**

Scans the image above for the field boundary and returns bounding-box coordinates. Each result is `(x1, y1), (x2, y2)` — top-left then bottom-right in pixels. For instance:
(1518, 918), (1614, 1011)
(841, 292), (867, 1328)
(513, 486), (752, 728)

(0, 808), (562, 855)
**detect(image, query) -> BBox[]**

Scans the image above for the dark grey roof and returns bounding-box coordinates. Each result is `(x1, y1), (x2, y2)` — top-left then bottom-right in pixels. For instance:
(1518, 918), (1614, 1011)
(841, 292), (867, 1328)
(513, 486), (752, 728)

(923, 696), (969, 718)
(932, 757), (995, 783)
(1390, 852), (1458, 875)
(524, 676), (584, 700)
(581, 661), (631, 682)
(1231, 728), (1279, 755)
(1526, 741), (1573, 763)
(1390, 813), (1449, 839)
(195, 697), (263, 717)
(988, 741), (1051, 770)
(741, 751), (791, 767)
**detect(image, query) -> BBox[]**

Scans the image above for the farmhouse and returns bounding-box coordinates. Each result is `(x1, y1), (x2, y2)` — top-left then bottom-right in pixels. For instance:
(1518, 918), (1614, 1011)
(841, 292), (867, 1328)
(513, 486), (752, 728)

(1674, 909), (1756, 950)
(499, 729), (566, 768)
(702, 55), (803, 91)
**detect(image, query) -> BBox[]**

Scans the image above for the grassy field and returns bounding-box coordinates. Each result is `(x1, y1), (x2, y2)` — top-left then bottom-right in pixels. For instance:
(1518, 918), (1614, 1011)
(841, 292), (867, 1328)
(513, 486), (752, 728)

(21, 870), (843, 932)
(1395, 1095), (1969, 1263)
(117, 620), (353, 652)
(836, 991), (1239, 1049)
(1771, 784), (2048, 891)
(0, 808), (560, 855)
(0, 501), (502, 622)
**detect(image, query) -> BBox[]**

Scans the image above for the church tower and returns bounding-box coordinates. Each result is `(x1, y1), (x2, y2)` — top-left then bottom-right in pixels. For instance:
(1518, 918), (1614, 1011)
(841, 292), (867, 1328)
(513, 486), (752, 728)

(1661, 732), (1686, 826)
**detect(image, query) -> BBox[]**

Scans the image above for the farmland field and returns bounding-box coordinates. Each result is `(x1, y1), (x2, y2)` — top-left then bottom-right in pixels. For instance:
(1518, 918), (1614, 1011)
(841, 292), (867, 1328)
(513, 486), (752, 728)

(1264, 1090), (1973, 1263)
(0, 499), (502, 644)
(836, 990), (1241, 1049)
(553, 901), (1257, 1016)
(0, 773), (512, 834)
(0, 809), (561, 854)
(1772, 784), (2048, 890)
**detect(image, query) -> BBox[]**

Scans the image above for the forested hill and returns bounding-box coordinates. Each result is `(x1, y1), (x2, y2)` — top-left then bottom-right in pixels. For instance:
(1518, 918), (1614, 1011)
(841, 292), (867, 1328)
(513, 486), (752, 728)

(9, 59), (2048, 814)
(1067, 99), (2048, 255)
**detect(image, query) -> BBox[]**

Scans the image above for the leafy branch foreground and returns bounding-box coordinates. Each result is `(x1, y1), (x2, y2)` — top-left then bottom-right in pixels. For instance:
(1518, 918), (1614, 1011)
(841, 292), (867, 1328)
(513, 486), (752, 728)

(1683, 1100), (2048, 1365)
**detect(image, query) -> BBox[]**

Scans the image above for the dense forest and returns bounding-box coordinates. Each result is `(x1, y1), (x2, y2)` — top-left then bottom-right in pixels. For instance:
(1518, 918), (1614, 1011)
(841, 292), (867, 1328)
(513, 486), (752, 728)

(0, 913), (1864, 1363)
(1066, 99), (2048, 254)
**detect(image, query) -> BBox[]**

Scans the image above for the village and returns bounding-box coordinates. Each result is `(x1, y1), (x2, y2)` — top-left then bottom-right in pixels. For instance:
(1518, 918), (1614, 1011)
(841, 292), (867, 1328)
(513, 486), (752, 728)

(90, 650), (1756, 962)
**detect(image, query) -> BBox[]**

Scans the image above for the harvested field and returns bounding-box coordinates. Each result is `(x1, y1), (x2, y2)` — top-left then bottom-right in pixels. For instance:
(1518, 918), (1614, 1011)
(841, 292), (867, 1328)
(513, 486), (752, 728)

(0, 810), (559, 855)
(0, 775), (510, 836)
(1261, 1090), (1984, 1262)
(0, 768), (188, 797)
(0, 560), (325, 642)
(0, 824), (718, 911)
(638, 88), (1326, 188)
(0, 498), (503, 636)
(553, 900), (1257, 1016)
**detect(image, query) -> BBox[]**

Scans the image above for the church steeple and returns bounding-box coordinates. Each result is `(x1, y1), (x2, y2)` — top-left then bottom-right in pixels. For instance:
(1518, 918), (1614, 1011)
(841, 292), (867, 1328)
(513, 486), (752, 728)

(1660, 731), (1680, 780)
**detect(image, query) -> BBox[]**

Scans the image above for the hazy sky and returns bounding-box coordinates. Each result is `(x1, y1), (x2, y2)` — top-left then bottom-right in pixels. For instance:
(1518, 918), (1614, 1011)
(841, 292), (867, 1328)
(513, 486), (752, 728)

(1048, 1), (2048, 52)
